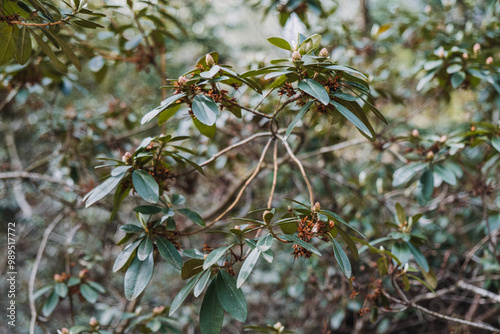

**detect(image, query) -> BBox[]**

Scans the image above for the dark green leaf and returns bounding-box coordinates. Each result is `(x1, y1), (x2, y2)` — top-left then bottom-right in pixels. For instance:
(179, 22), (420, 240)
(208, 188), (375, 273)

(298, 34), (321, 55)
(237, 247), (260, 288)
(326, 65), (367, 80)
(406, 242), (429, 272)
(298, 78), (329, 105)
(200, 280), (224, 334)
(55, 282), (68, 298)
(267, 37), (292, 51)
(492, 137), (500, 152)
(113, 239), (141, 272)
(142, 93), (186, 124)
(192, 94), (218, 126)
(181, 259), (204, 280)
(178, 208), (205, 227)
(194, 269), (211, 297)
(193, 118), (216, 138)
(284, 101), (313, 141)
(86, 281), (106, 293)
(133, 205), (162, 214)
(433, 165), (456, 186)
(330, 100), (372, 138)
(0, 22), (17, 66)
(42, 27), (81, 71)
(124, 252), (154, 301)
(203, 244), (233, 270)
(84, 174), (126, 207)
(280, 234), (321, 256)
(336, 228), (359, 261)
(42, 291), (59, 317)
(419, 168), (434, 200)
(132, 169), (159, 203)
(216, 271), (247, 322)
(31, 30), (68, 72)
(332, 238), (351, 279)
(119, 224), (144, 233)
(451, 71), (466, 88)
(16, 26), (31, 65)
(80, 283), (99, 303)
(392, 162), (427, 187)
(156, 236), (182, 270)
(395, 202), (406, 225)
(169, 271), (203, 316)
(137, 236), (153, 261)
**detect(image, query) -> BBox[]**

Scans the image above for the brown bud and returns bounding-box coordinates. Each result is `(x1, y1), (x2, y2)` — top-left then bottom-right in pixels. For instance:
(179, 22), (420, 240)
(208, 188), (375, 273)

(54, 274), (63, 282)
(486, 56), (493, 65)
(89, 317), (99, 327)
(234, 225), (241, 230)
(292, 51), (302, 62)
(411, 129), (419, 138)
(153, 306), (165, 314)
(122, 152), (132, 163)
(473, 43), (481, 55)
(78, 269), (88, 279)
(462, 52), (469, 60)
(313, 202), (321, 212)
(178, 76), (188, 85)
(60, 328), (70, 334)
(329, 220), (335, 229)
(206, 54), (215, 67)
(318, 48), (329, 58)
(426, 151), (434, 160)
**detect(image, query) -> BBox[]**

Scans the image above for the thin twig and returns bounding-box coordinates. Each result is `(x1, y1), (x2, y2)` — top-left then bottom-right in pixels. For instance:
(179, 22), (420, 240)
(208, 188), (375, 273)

(10, 14), (74, 26)
(29, 213), (65, 334)
(0, 171), (70, 186)
(267, 140), (279, 208)
(297, 138), (367, 159)
(278, 135), (314, 207)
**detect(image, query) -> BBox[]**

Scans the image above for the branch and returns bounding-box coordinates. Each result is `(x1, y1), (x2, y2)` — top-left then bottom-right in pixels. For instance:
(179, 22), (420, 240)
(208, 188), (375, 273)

(10, 14), (74, 26)
(0, 171), (70, 186)
(29, 213), (65, 334)
(267, 140), (278, 208)
(297, 138), (367, 159)
(457, 280), (500, 303)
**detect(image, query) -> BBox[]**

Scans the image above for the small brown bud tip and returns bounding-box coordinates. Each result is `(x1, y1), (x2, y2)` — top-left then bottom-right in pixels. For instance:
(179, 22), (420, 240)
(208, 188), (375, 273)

(234, 225), (241, 230)
(318, 48), (329, 58)
(412, 129), (419, 137)
(78, 269), (88, 279)
(60, 328), (70, 334)
(486, 56), (493, 65)
(292, 51), (302, 62)
(473, 43), (481, 54)
(153, 306), (165, 314)
(471, 125), (476, 132)
(426, 151), (434, 160)
(54, 274), (63, 282)
(329, 220), (335, 228)
(122, 152), (132, 162)
(462, 52), (469, 60)
(206, 54), (215, 67)
(288, 205), (293, 211)
(178, 76), (188, 85)
(439, 135), (447, 143)
(89, 317), (99, 326)
(313, 202), (321, 211)
(424, 5), (431, 14)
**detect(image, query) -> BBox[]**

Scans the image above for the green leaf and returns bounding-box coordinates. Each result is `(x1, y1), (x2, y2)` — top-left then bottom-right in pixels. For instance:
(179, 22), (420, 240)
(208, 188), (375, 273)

(192, 94), (218, 126)
(156, 236), (183, 270)
(42, 291), (59, 317)
(181, 259), (204, 280)
(119, 224), (144, 233)
(216, 271), (248, 322)
(124, 34), (143, 50)
(330, 100), (372, 138)
(336, 228), (359, 262)
(280, 234), (321, 256)
(267, 37), (292, 51)
(178, 208), (205, 227)
(391, 242), (410, 264)
(34, 285), (54, 300)
(193, 118), (216, 138)
(30, 30), (67, 73)
(42, 27), (81, 71)
(451, 71), (466, 88)
(133, 205), (162, 214)
(55, 282), (68, 298)
(200, 64), (221, 78)
(86, 281), (106, 294)
(237, 247), (260, 288)
(0, 23), (16, 65)
(284, 101), (313, 141)
(200, 280), (224, 334)
(84, 173), (126, 207)
(419, 168), (434, 200)
(332, 238), (352, 279)
(194, 269), (212, 297)
(141, 93), (186, 124)
(392, 162), (428, 187)
(298, 78), (329, 105)
(80, 283), (99, 303)
(433, 165), (456, 186)
(137, 236), (153, 261)
(16, 26), (31, 65)
(169, 271), (204, 316)
(203, 244), (233, 270)
(395, 202), (406, 225)
(113, 239), (141, 272)
(67, 277), (81, 287)
(406, 242), (429, 272)
(256, 234), (274, 252)
(492, 137), (500, 152)
(124, 252), (154, 301)
(446, 63), (462, 74)
(326, 65), (367, 80)
(132, 169), (159, 203)
(298, 34), (321, 55)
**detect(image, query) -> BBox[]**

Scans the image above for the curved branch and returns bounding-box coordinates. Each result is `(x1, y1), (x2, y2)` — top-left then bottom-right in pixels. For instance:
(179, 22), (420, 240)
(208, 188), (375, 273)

(10, 14), (74, 27)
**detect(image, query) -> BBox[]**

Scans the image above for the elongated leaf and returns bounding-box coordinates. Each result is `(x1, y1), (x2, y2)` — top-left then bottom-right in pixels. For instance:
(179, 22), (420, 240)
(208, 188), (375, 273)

(169, 271), (203, 316)
(200, 280), (224, 334)
(392, 162), (428, 187)
(406, 242), (429, 272)
(203, 244), (233, 270)
(194, 269), (211, 297)
(192, 94), (218, 126)
(332, 238), (352, 279)
(42, 27), (81, 71)
(419, 168), (434, 200)
(193, 118), (216, 138)
(142, 93), (186, 124)
(326, 65), (367, 80)
(265, 70), (293, 80)
(237, 247), (260, 288)
(156, 236), (182, 270)
(86, 281), (106, 293)
(16, 26), (31, 65)
(80, 283), (98, 303)
(0, 23), (16, 65)
(200, 64), (221, 78)
(42, 291), (59, 317)
(336, 228), (358, 261)
(216, 270), (247, 322)
(491, 137), (500, 152)
(133, 205), (162, 214)
(434, 165), (456, 186)
(178, 208), (205, 227)
(137, 236), (153, 261)
(55, 282), (68, 298)
(181, 258), (204, 280)
(84, 174), (126, 207)
(392, 242), (410, 264)
(298, 78), (329, 105)
(284, 101), (313, 141)
(330, 100), (372, 137)
(298, 34), (321, 55)
(267, 37), (292, 51)
(132, 170), (159, 203)
(256, 234), (274, 252)
(280, 234), (321, 256)
(124, 252), (154, 301)
(31, 30), (67, 72)
(451, 71), (466, 88)
(395, 202), (406, 225)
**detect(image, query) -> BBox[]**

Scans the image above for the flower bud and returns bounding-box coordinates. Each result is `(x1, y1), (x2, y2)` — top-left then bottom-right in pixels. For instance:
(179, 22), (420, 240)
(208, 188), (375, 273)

(273, 322), (284, 330)
(462, 52), (469, 60)
(153, 306), (165, 315)
(437, 47), (445, 59)
(402, 263), (409, 273)
(54, 274), (63, 282)
(292, 51), (302, 62)
(89, 317), (99, 327)
(329, 220), (335, 229)
(426, 151), (434, 160)
(473, 43), (481, 55)
(122, 152), (132, 163)
(486, 56), (493, 65)
(412, 129), (419, 137)
(78, 269), (88, 279)
(178, 76), (188, 86)
(203, 253), (208, 259)
(379, 245), (385, 252)
(313, 202), (321, 212)
(424, 5), (431, 15)
(318, 48), (329, 58)
(234, 225), (241, 230)
(60, 328), (70, 334)
(439, 135), (447, 143)
(206, 54), (215, 67)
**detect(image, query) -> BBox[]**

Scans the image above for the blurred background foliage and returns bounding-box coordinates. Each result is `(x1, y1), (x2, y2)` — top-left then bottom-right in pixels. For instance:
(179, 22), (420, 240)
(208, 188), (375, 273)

(0, 0), (499, 333)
